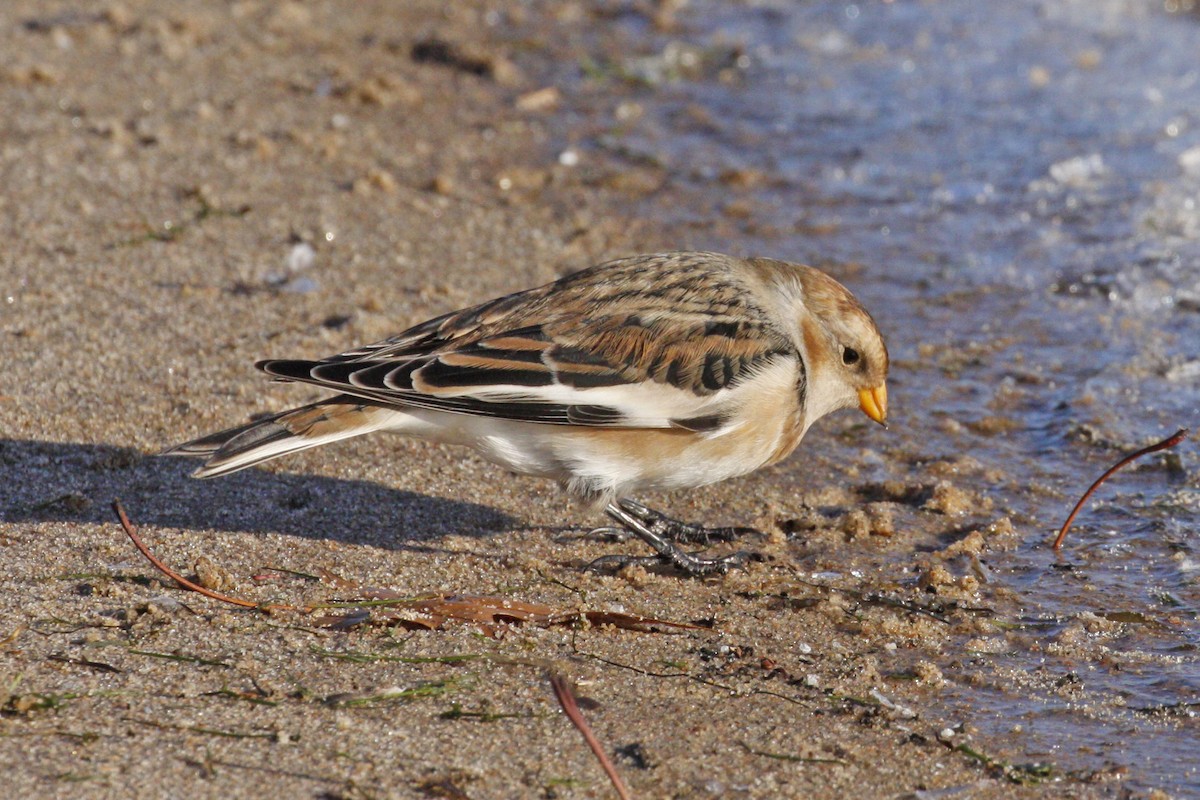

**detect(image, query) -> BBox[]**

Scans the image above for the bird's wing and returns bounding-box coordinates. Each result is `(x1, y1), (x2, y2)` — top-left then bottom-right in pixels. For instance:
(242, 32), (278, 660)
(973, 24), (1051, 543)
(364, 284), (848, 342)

(259, 254), (799, 429)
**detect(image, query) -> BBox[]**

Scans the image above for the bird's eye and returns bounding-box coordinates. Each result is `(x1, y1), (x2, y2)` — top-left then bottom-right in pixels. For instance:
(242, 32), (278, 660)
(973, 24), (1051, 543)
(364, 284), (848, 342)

(842, 347), (860, 366)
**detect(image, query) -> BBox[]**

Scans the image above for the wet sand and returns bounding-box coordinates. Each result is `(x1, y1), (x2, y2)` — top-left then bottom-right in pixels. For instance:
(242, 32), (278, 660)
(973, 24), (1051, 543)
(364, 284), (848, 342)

(0, 2), (1160, 798)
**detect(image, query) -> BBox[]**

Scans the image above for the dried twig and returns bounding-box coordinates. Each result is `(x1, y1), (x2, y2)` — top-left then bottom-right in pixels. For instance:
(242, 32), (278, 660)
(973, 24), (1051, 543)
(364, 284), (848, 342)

(111, 499), (264, 609)
(317, 591), (704, 634)
(113, 500), (695, 640)
(738, 740), (846, 765)
(1053, 428), (1189, 550)
(549, 671), (632, 800)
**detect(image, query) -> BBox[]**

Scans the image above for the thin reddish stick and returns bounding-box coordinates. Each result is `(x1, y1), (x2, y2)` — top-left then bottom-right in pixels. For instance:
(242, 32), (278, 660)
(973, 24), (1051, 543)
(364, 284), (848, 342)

(112, 499), (262, 609)
(1053, 428), (1189, 550)
(548, 671), (632, 800)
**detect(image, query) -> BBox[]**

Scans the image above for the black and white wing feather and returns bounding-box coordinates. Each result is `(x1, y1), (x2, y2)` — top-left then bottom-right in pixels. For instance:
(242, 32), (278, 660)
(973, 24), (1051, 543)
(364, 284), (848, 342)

(259, 253), (801, 430)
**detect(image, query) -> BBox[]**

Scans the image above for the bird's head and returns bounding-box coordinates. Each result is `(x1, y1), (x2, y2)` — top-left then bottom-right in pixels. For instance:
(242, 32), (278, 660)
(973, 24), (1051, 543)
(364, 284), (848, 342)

(781, 263), (890, 428)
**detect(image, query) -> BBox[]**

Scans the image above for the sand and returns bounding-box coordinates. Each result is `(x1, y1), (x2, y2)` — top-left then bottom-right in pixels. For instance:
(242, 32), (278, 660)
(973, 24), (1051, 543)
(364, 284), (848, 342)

(0, 2), (1141, 798)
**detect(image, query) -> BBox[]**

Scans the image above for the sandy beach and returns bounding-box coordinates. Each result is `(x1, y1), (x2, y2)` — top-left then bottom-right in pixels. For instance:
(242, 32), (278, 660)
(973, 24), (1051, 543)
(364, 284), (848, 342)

(2, 2), (1183, 798)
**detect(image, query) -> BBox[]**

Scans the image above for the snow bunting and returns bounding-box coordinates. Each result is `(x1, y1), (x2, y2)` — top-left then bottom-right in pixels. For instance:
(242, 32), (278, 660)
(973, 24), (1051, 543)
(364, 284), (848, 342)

(166, 251), (888, 574)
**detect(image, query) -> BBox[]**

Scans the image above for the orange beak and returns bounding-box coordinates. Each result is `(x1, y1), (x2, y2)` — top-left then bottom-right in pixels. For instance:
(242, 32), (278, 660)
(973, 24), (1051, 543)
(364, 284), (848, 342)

(858, 383), (888, 428)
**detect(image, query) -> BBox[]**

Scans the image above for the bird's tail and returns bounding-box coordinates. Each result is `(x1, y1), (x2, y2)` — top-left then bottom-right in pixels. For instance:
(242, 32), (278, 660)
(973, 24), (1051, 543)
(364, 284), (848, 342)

(162, 399), (392, 478)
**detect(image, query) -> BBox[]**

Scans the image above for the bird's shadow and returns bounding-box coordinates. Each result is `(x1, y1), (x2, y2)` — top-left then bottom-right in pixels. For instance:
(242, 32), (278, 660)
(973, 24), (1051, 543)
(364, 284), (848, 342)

(0, 438), (517, 550)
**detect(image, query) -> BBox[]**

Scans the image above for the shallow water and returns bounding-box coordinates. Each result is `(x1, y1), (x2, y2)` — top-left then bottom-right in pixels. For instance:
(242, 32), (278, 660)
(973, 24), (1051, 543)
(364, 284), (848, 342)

(590, 0), (1200, 792)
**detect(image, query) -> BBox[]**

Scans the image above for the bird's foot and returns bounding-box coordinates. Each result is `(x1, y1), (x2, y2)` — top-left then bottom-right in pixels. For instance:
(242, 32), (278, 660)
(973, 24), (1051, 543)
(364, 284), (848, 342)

(586, 549), (757, 576)
(578, 525), (635, 543)
(588, 499), (763, 576)
(609, 499), (761, 545)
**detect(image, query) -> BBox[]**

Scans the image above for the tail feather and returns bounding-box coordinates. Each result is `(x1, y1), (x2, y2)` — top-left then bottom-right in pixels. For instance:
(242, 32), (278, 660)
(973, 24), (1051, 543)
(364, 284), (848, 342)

(162, 400), (392, 479)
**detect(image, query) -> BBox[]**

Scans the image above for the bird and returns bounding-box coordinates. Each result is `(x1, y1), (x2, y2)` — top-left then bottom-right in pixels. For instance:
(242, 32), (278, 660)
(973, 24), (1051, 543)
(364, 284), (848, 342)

(165, 251), (889, 575)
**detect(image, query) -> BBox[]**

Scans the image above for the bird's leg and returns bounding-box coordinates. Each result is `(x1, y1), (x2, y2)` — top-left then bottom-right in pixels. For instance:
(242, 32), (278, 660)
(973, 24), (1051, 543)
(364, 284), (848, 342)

(588, 499), (761, 576)
(613, 499), (762, 544)
(580, 501), (758, 544)
(581, 525), (635, 542)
